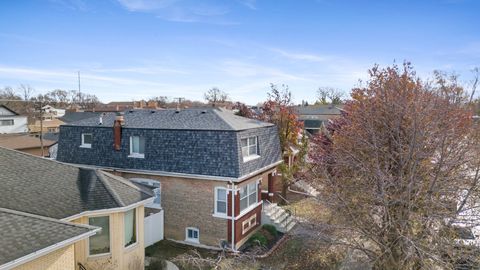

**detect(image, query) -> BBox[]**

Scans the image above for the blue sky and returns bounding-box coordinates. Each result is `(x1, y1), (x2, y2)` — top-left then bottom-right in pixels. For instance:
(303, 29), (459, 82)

(0, 0), (479, 104)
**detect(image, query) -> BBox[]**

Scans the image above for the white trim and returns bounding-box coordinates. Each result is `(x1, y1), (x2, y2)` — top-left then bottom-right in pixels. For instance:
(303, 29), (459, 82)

(243, 154), (260, 162)
(61, 197), (154, 222)
(242, 214), (257, 234)
(57, 160), (283, 183)
(129, 136), (145, 157)
(185, 227), (200, 244)
(235, 201), (262, 221)
(81, 133), (92, 148)
(214, 186), (228, 216)
(87, 215), (112, 258)
(0, 228), (99, 270)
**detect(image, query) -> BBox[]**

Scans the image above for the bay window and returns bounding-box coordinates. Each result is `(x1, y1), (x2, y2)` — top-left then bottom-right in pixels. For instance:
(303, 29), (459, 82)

(239, 182), (258, 212)
(124, 209), (137, 247)
(88, 216), (110, 256)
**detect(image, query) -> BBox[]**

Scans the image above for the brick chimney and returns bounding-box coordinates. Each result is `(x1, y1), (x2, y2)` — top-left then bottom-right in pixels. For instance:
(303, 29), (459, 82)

(113, 112), (125, 151)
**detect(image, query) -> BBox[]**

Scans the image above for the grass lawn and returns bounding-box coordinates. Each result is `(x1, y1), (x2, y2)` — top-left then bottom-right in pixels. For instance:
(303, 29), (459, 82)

(145, 240), (219, 262)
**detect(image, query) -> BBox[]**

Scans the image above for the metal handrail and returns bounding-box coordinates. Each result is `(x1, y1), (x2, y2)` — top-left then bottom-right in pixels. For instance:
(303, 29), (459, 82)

(78, 263), (87, 270)
(275, 192), (296, 229)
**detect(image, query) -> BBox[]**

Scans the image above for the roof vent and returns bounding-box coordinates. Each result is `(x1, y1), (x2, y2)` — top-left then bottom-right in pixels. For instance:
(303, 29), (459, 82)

(201, 110), (207, 114)
(175, 110), (180, 113)
(151, 110), (155, 113)
(129, 110), (134, 113)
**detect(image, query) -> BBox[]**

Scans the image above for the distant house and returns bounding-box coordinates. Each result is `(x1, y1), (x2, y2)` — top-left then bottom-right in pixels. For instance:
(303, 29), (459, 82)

(28, 117), (65, 134)
(294, 104), (343, 135)
(60, 111), (101, 124)
(0, 147), (156, 270)
(42, 105), (66, 117)
(0, 105), (28, 134)
(0, 133), (56, 156)
(56, 108), (289, 250)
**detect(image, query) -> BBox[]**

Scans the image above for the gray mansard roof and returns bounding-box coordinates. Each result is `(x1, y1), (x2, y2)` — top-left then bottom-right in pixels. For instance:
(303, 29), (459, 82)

(0, 208), (96, 268)
(0, 147), (152, 219)
(64, 107), (274, 131)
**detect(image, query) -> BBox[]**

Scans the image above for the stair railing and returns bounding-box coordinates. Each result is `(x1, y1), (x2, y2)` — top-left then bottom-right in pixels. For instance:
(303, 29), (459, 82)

(275, 192), (296, 229)
(78, 263), (87, 270)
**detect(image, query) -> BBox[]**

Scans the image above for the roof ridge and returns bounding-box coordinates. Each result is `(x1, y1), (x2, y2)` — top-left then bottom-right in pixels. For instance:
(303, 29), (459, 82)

(100, 171), (153, 197)
(95, 171), (125, 207)
(0, 207), (97, 231)
(212, 108), (236, 130)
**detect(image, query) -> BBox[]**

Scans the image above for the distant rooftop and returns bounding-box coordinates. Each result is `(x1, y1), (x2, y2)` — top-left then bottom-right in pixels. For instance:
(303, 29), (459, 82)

(0, 134), (56, 150)
(64, 107), (273, 131)
(294, 104), (343, 115)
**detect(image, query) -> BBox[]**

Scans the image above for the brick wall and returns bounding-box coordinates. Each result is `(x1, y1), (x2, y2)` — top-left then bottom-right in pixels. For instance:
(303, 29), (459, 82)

(121, 172), (228, 247)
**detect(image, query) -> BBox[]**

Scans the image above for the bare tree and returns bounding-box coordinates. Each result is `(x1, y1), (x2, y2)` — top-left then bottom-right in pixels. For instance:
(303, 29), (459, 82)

(17, 84), (34, 101)
(316, 87), (344, 105)
(311, 63), (480, 269)
(469, 67), (479, 104)
(204, 87), (229, 105)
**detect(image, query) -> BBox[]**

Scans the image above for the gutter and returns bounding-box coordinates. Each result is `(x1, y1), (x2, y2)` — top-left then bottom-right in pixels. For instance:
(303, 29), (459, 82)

(61, 197), (154, 222)
(62, 160), (283, 183)
(0, 212), (100, 270)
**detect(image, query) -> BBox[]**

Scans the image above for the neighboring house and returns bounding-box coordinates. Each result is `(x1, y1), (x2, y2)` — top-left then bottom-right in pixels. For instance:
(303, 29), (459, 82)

(0, 147), (155, 270)
(0, 134), (56, 156)
(60, 111), (101, 124)
(294, 104), (343, 135)
(56, 107), (284, 250)
(42, 105), (66, 117)
(29, 118), (65, 134)
(0, 105), (28, 134)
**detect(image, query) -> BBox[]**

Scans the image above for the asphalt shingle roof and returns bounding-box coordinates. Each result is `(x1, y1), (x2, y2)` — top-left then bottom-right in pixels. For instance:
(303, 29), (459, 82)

(65, 108), (273, 131)
(294, 105), (343, 115)
(59, 111), (101, 123)
(0, 208), (96, 267)
(0, 147), (152, 219)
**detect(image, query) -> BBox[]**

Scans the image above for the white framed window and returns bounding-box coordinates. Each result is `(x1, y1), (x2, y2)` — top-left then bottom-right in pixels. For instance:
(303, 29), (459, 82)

(129, 136), (145, 158)
(124, 209), (137, 248)
(239, 181), (258, 212)
(88, 216), (110, 256)
(241, 136), (259, 162)
(242, 214), (257, 234)
(214, 187), (227, 216)
(81, 133), (92, 148)
(186, 227), (199, 243)
(0, 119), (14, 126)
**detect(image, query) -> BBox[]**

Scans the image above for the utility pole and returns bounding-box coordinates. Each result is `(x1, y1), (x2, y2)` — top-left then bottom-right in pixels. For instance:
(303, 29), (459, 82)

(174, 97), (185, 110)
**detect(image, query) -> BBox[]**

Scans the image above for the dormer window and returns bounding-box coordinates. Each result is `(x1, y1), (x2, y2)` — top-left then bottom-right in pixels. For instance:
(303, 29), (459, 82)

(81, 133), (92, 148)
(241, 136), (259, 162)
(129, 136), (145, 158)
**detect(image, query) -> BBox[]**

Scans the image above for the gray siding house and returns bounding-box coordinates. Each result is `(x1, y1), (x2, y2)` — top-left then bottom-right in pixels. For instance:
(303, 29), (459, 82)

(57, 108), (283, 249)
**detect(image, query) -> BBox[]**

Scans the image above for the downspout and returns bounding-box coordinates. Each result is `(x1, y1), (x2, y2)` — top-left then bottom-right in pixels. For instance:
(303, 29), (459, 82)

(229, 180), (237, 252)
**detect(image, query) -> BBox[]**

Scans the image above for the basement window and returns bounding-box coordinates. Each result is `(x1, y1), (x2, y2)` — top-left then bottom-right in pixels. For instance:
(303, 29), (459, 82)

(80, 133), (92, 148)
(129, 136), (145, 158)
(186, 227), (199, 243)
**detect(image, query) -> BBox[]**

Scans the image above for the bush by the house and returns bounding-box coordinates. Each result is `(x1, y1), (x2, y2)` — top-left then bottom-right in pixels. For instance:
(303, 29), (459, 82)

(262, 224), (278, 238)
(248, 232), (268, 247)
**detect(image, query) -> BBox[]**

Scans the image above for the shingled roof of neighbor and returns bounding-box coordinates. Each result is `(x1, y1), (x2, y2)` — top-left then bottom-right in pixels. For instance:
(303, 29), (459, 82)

(64, 107), (274, 131)
(0, 208), (97, 268)
(0, 147), (152, 219)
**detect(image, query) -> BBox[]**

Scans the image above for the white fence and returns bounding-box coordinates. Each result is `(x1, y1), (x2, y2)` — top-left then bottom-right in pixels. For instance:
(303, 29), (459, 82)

(144, 210), (164, 247)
